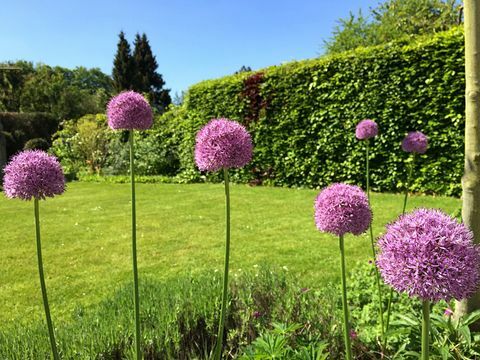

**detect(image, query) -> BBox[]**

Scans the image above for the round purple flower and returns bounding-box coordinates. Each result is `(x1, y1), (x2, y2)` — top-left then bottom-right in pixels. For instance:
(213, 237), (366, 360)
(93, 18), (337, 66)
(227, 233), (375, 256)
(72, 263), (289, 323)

(314, 183), (372, 236)
(355, 119), (378, 140)
(3, 150), (65, 200)
(107, 91), (153, 130)
(401, 131), (428, 154)
(377, 208), (480, 302)
(194, 118), (253, 172)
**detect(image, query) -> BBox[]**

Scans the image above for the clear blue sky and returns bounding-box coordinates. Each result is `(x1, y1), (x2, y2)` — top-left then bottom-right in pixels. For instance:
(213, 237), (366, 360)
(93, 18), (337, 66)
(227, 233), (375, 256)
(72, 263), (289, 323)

(0, 0), (379, 96)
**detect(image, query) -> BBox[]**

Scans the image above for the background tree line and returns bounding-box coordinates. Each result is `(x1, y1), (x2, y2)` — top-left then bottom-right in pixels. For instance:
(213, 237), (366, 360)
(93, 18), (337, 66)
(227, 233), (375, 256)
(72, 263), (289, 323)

(324, 0), (463, 53)
(0, 31), (170, 122)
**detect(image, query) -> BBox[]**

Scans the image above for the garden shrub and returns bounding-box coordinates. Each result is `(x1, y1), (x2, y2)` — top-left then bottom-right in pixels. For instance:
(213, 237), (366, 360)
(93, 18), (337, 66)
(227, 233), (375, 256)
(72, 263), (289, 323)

(172, 27), (465, 196)
(51, 108), (182, 179)
(0, 112), (58, 159)
(23, 138), (50, 151)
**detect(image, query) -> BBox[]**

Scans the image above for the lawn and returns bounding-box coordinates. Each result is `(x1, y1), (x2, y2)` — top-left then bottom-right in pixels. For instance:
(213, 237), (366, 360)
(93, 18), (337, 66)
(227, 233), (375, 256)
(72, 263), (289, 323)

(0, 182), (460, 324)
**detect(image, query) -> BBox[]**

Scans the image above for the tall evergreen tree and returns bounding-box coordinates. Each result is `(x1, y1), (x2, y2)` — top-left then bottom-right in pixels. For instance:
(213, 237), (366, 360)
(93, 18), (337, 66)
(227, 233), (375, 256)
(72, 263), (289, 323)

(112, 31), (135, 92)
(133, 33), (171, 112)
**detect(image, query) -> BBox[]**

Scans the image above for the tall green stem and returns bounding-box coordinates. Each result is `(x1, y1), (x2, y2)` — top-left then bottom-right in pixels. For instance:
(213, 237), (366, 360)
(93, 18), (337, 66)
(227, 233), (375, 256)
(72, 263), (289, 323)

(422, 300), (430, 360)
(339, 235), (353, 360)
(129, 130), (141, 360)
(34, 199), (60, 360)
(214, 169), (231, 360)
(366, 140), (385, 339)
(385, 155), (416, 341)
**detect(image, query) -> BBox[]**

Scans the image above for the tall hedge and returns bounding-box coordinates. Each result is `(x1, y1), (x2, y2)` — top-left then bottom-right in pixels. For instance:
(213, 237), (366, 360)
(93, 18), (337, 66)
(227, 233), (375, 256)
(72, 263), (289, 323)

(176, 27), (465, 196)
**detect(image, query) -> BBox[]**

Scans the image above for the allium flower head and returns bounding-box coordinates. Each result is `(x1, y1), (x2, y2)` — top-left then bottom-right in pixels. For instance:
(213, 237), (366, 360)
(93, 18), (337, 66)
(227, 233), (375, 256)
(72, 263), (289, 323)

(401, 131), (428, 154)
(355, 119), (378, 140)
(107, 91), (153, 130)
(314, 183), (372, 236)
(3, 150), (65, 200)
(377, 208), (480, 302)
(195, 118), (253, 171)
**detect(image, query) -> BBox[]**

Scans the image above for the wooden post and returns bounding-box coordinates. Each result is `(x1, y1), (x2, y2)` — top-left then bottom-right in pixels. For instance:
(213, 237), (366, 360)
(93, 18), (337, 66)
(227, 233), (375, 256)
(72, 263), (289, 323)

(456, 0), (480, 318)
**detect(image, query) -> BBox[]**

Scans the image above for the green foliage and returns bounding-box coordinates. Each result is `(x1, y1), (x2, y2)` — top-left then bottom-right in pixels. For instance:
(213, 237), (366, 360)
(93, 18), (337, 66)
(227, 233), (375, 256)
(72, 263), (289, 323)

(0, 112), (58, 158)
(50, 114), (112, 178)
(133, 33), (171, 112)
(112, 31), (135, 93)
(347, 261), (480, 359)
(23, 138), (50, 151)
(324, 10), (376, 54)
(240, 323), (329, 360)
(174, 27), (465, 195)
(51, 109), (182, 178)
(0, 61), (35, 111)
(112, 31), (171, 112)
(0, 269), (341, 359)
(324, 0), (462, 53)
(0, 61), (113, 120)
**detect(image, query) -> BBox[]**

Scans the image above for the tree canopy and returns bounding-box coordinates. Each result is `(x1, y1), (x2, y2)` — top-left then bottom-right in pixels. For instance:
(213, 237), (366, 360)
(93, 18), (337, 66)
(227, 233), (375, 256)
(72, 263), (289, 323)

(324, 0), (463, 54)
(0, 62), (113, 120)
(112, 32), (171, 112)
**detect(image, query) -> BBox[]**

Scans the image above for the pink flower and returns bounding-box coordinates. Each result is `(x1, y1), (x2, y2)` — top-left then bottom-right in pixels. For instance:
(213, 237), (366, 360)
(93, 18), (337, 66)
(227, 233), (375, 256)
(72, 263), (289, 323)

(314, 183), (372, 236)
(355, 119), (378, 140)
(195, 118), (253, 172)
(107, 91), (153, 130)
(3, 150), (65, 201)
(377, 209), (480, 302)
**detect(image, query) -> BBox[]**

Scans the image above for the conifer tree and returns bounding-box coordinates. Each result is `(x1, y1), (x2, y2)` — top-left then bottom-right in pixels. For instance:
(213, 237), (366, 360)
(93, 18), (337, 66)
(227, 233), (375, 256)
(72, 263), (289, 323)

(112, 31), (135, 92)
(133, 33), (171, 112)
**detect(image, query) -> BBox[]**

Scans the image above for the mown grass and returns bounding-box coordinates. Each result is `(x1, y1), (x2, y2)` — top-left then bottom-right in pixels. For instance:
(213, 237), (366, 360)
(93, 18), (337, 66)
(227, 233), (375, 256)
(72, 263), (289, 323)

(0, 182), (460, 324)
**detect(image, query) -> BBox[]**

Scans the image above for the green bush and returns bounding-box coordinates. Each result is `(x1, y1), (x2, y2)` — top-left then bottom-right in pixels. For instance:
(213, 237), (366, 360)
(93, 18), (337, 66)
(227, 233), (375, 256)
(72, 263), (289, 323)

(172, 27), (465, 195)
(0, 112), (59, 158)
(51, 109), (182, 179)
(23, 138), (50, 151)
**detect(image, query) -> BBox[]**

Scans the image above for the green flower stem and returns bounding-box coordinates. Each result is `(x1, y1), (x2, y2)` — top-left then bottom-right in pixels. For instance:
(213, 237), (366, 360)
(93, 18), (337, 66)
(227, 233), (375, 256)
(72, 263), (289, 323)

(422, 300), (430, 360)
(366, 140), (385, 340)
(34, 198), (60, 360)
(129, 130), (141, 360)
(214, 168), (231, 360)
(339, 235), (352, 360)
(385, 154), (416, 342)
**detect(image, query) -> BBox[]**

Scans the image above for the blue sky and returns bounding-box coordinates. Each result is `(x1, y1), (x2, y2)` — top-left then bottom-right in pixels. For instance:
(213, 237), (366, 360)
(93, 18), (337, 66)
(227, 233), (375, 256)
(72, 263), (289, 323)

(0, 0), (379, 95)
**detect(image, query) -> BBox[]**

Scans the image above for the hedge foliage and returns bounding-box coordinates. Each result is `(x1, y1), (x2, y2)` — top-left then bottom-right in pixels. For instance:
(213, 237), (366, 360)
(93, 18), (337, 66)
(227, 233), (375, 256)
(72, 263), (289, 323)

(175, 27), (465, 196)
(0, 112), (59, 159)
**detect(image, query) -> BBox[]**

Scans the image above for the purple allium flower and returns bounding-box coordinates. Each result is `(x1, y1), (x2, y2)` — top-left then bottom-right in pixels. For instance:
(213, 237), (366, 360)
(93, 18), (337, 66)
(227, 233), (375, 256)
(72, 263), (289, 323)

(314, 183), (372, 236)
(444, 308), (454, 317)
(194, 118), (253, 172)
(107, 91), (153, 130)
(355, 119), (378, 140)
(349, 329), (358, 339)
(253, 311), (262, 319)
(3, 150), (65, 200)
(401, 131), (428, 154)
(377, 208), (480, 302)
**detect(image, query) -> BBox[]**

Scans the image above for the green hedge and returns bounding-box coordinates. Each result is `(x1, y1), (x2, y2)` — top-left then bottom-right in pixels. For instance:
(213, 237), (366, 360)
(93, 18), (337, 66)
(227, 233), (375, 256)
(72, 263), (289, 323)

(0, 112), (59, 158)
(177, 27), (465, 196)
